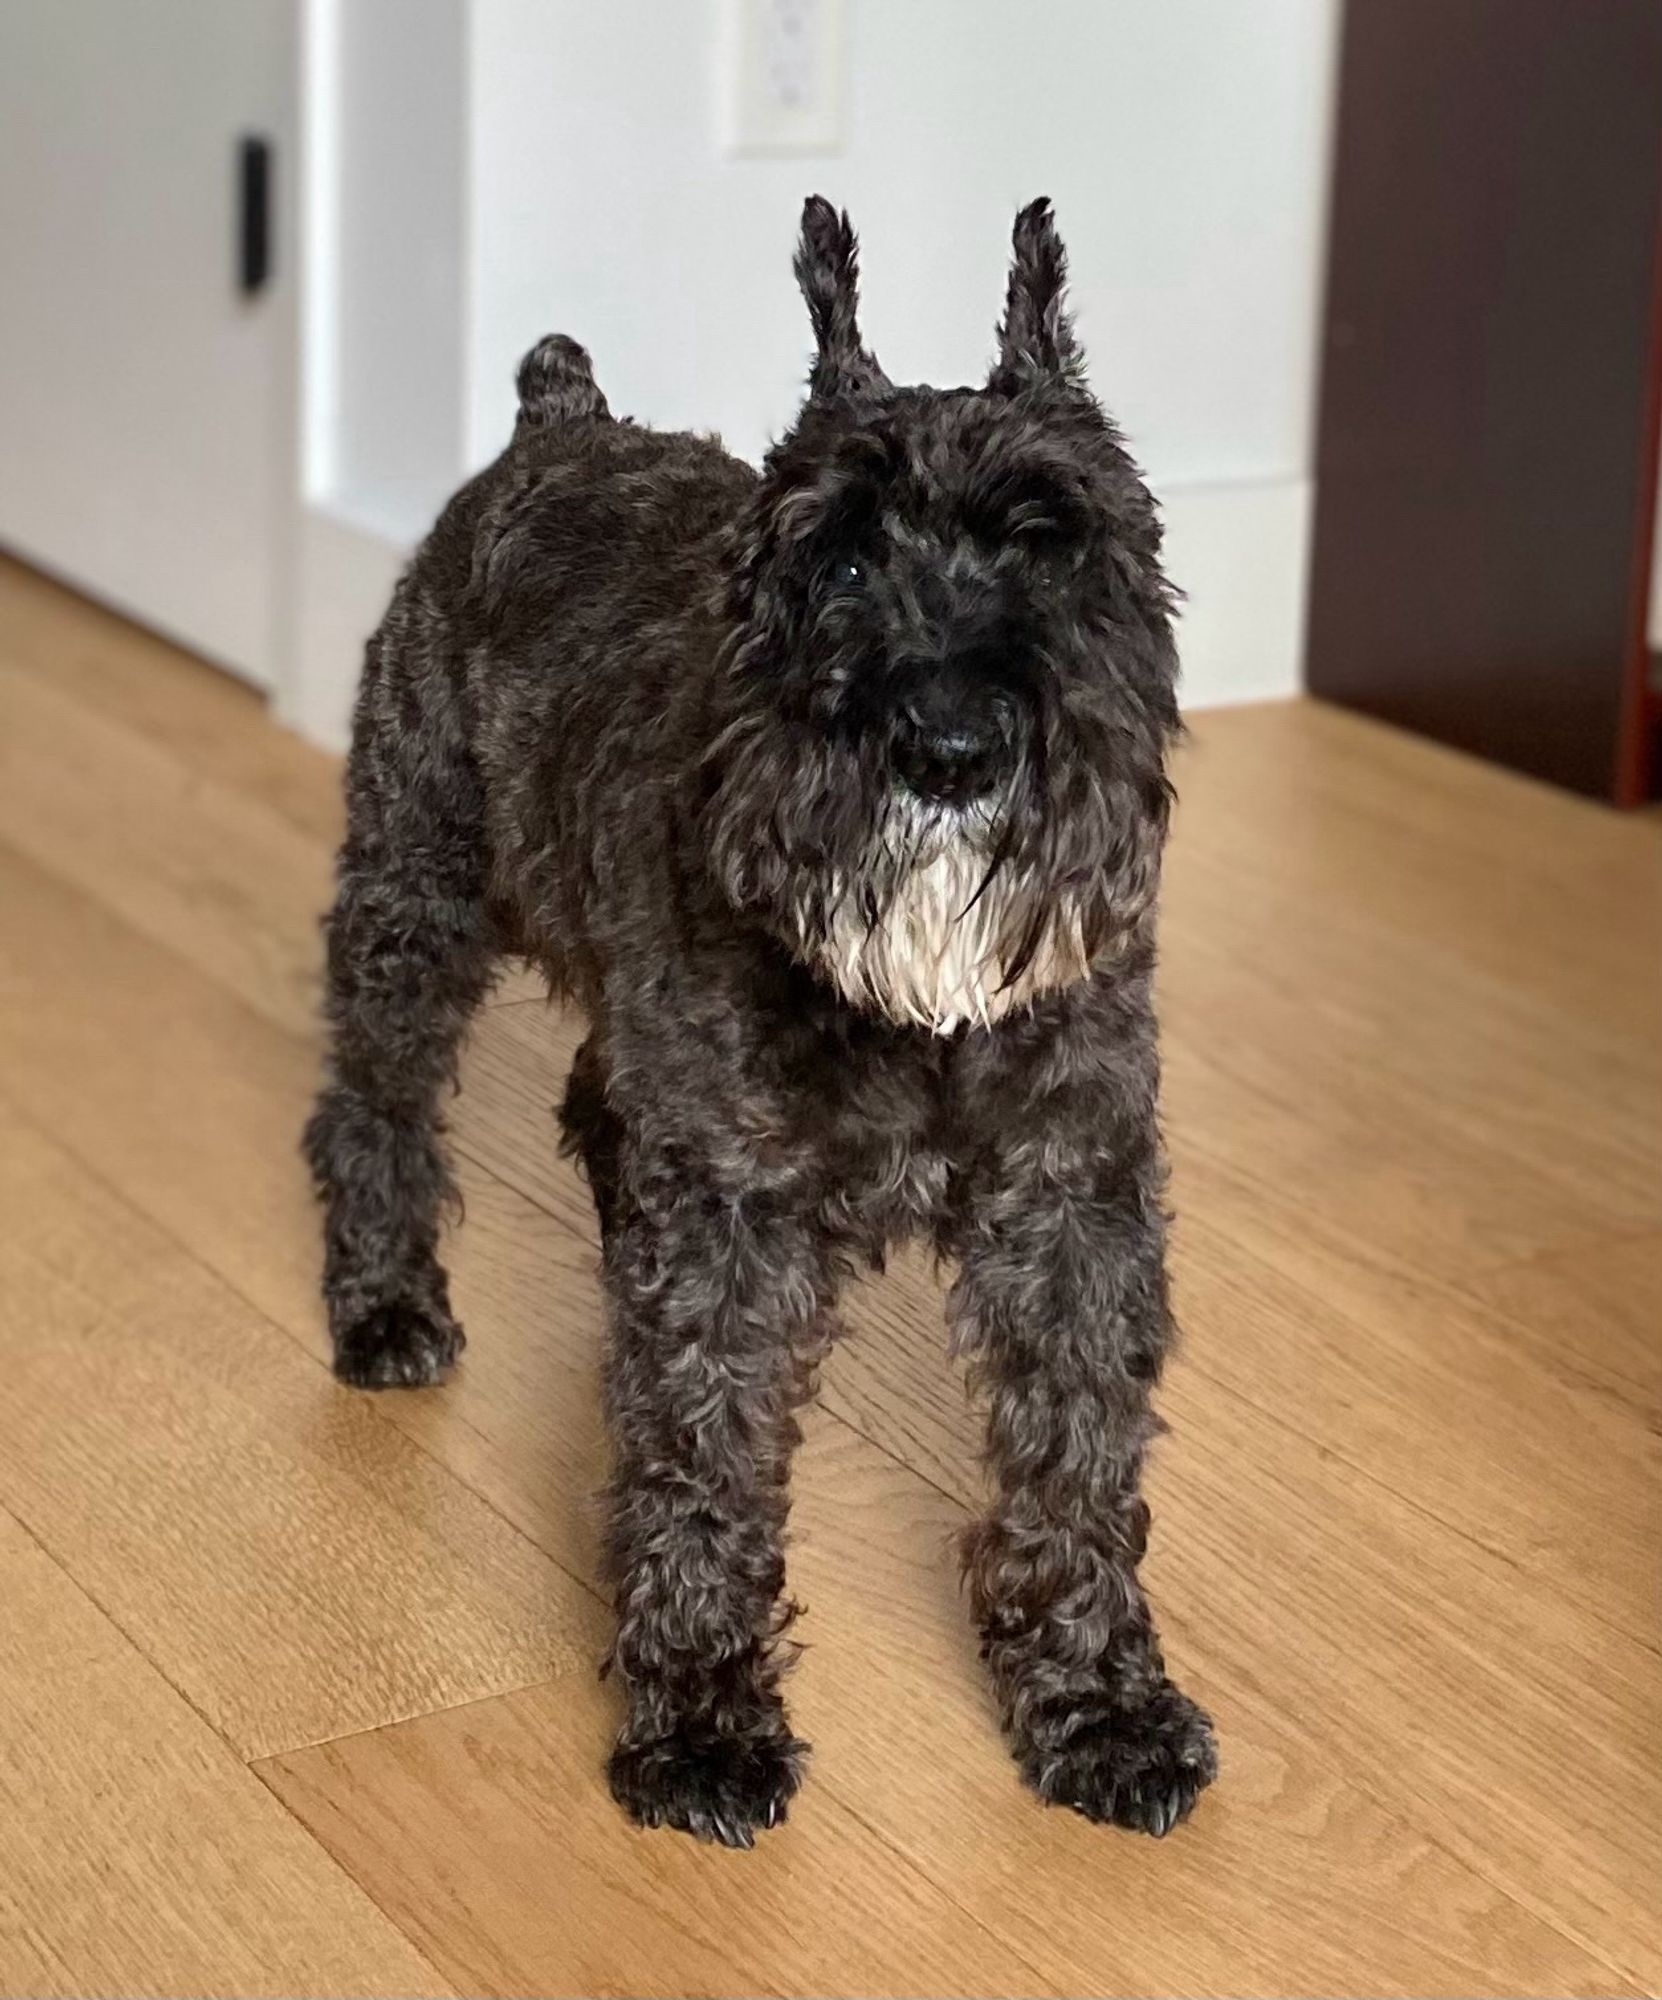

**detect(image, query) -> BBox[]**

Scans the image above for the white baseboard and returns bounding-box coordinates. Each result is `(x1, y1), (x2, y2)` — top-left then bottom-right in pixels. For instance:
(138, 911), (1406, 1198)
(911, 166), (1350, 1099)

(1161, 475), (1312, 708)
(276, 502), (409, 753)
(275, 475), (1314, 752)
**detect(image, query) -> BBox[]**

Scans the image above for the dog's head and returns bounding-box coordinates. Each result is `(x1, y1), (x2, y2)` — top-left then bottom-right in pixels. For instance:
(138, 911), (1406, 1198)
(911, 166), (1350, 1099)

(705, 197), (1179, 1034)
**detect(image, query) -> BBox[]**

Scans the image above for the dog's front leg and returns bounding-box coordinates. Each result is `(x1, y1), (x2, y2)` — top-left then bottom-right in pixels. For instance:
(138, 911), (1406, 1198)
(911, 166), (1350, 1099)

(951, 1102), (1217, 1835)
(599, 1159), (827, 1847)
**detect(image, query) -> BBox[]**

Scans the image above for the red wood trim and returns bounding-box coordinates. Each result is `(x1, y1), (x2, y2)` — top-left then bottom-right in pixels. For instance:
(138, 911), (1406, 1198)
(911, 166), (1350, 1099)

(1615, 142), (1662, 806)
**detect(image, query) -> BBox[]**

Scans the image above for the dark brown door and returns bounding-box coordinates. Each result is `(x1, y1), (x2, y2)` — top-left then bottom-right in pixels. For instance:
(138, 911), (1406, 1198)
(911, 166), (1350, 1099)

(1307, 0), (1662, 801)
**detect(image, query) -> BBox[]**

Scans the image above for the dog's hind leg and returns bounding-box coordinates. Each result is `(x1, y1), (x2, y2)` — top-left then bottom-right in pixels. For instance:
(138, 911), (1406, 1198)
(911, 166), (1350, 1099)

(303, 622), (499, 1388)
(557, 1033), (623, 1247)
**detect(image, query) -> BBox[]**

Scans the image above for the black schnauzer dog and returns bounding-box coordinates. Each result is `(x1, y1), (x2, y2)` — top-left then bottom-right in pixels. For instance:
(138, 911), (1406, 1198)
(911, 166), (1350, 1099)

(306, 196), (1215, 1847)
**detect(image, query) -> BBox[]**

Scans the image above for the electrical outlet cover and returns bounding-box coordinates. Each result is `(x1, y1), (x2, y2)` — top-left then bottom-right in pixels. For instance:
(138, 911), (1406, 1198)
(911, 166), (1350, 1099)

(719, 0), (848, 156)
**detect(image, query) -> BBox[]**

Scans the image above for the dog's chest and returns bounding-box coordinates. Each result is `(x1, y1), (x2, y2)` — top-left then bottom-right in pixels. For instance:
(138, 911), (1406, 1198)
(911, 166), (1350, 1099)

(808, 834), (1091, 1037)
(784, 1033), (954, 1257)
(824, 1129), (950, 1257)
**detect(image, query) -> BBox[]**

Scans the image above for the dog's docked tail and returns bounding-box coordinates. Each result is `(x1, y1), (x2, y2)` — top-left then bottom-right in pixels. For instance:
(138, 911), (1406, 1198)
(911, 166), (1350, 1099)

(515, 334), (611, 429)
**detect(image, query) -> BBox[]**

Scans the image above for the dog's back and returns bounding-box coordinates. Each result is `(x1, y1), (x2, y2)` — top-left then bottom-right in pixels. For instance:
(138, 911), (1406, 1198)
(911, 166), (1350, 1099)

(343, 335), (756, 982)
(393, 333), (755, 686)
(474, 345), (756, 684)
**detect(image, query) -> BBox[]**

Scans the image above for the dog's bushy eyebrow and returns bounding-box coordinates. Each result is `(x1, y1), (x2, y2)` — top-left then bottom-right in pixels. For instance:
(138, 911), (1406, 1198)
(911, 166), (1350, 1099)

(770, 431), (897, 549)
(959, 455), (1093, 547)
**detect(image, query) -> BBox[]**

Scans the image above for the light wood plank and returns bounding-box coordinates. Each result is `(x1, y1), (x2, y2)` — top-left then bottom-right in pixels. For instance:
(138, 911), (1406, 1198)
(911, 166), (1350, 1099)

(257, 1415), (1627, 1999)
(1159, 864), (1662, 1278)
(0, 552), (344, 848)
(0, 1097), (603, 1761)
(1166, 1149), (1660, 1648)
(1164, 1031), (1642, 1282)
(1171, 701), (1662, 1053)
(818, 1247), (1662, 1989)
(420, 964), (1662, 1982)
(0, 1508), (450, 1999)
(1462, 1233), (1662, 1410)
(260, 1636), (1058, 2000)
(0, 559), (550, 1015)
(0, 655), (333, 1039)
(3, 566), (1658, 1993)
(453, 997), (589, 1224)
(0, 831), (354, 1341)
(0, 841), (613, 1573)
(288, 994), (1662, 1990)
(786, 1423), (1635, 1999)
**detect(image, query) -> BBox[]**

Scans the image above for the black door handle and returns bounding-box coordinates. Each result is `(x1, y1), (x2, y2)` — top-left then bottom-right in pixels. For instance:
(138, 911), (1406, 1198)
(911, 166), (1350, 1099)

(237, 134), (272, 296)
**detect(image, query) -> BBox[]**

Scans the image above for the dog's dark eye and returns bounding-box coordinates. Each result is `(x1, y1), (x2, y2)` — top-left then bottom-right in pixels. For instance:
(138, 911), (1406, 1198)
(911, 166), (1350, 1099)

(829, 557), (865, 590)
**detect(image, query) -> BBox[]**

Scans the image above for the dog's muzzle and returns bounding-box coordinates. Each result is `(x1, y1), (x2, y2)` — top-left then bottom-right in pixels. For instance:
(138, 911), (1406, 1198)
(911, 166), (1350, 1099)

(889, 670), (1013, 807)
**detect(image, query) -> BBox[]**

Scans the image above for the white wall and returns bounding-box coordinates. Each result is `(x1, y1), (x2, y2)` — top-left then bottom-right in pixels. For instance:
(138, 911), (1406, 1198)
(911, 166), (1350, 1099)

(299, 0), (468, 533)
(291, 0), (1338, 744)
(469, 1), (1333, 475)
(464, 0), (1338, 707)
(285, 0), (468, 743)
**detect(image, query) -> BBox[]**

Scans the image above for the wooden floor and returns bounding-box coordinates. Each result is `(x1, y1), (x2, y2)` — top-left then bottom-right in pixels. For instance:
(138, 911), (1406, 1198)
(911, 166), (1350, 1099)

(0, 553), (1657, 1998)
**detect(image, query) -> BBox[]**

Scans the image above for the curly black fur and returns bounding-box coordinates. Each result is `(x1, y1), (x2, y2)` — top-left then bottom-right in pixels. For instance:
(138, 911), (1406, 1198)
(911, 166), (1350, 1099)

(305, 196), (1214, 1846)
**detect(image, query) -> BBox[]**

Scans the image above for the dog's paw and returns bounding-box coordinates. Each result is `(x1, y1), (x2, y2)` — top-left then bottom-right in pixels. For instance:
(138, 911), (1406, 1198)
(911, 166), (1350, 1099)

(608, 1724), (806, 1849)
(333, 1301), (464, 1389)
(1020, 1678), (1217, 1837)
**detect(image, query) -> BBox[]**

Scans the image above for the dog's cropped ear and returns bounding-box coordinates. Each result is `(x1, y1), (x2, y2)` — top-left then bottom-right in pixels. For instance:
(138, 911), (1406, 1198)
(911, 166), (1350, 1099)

(990, 198), (1086, 396)
(795, 195), (889, 401)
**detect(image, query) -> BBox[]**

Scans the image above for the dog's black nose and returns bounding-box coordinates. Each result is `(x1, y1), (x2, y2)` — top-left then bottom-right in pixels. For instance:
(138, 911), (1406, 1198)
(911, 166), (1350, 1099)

(891, 691), (1008, 806)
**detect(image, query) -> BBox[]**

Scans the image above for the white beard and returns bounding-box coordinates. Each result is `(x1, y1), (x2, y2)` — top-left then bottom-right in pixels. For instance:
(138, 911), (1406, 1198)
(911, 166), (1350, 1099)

(802, 809), (1092, 1034)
